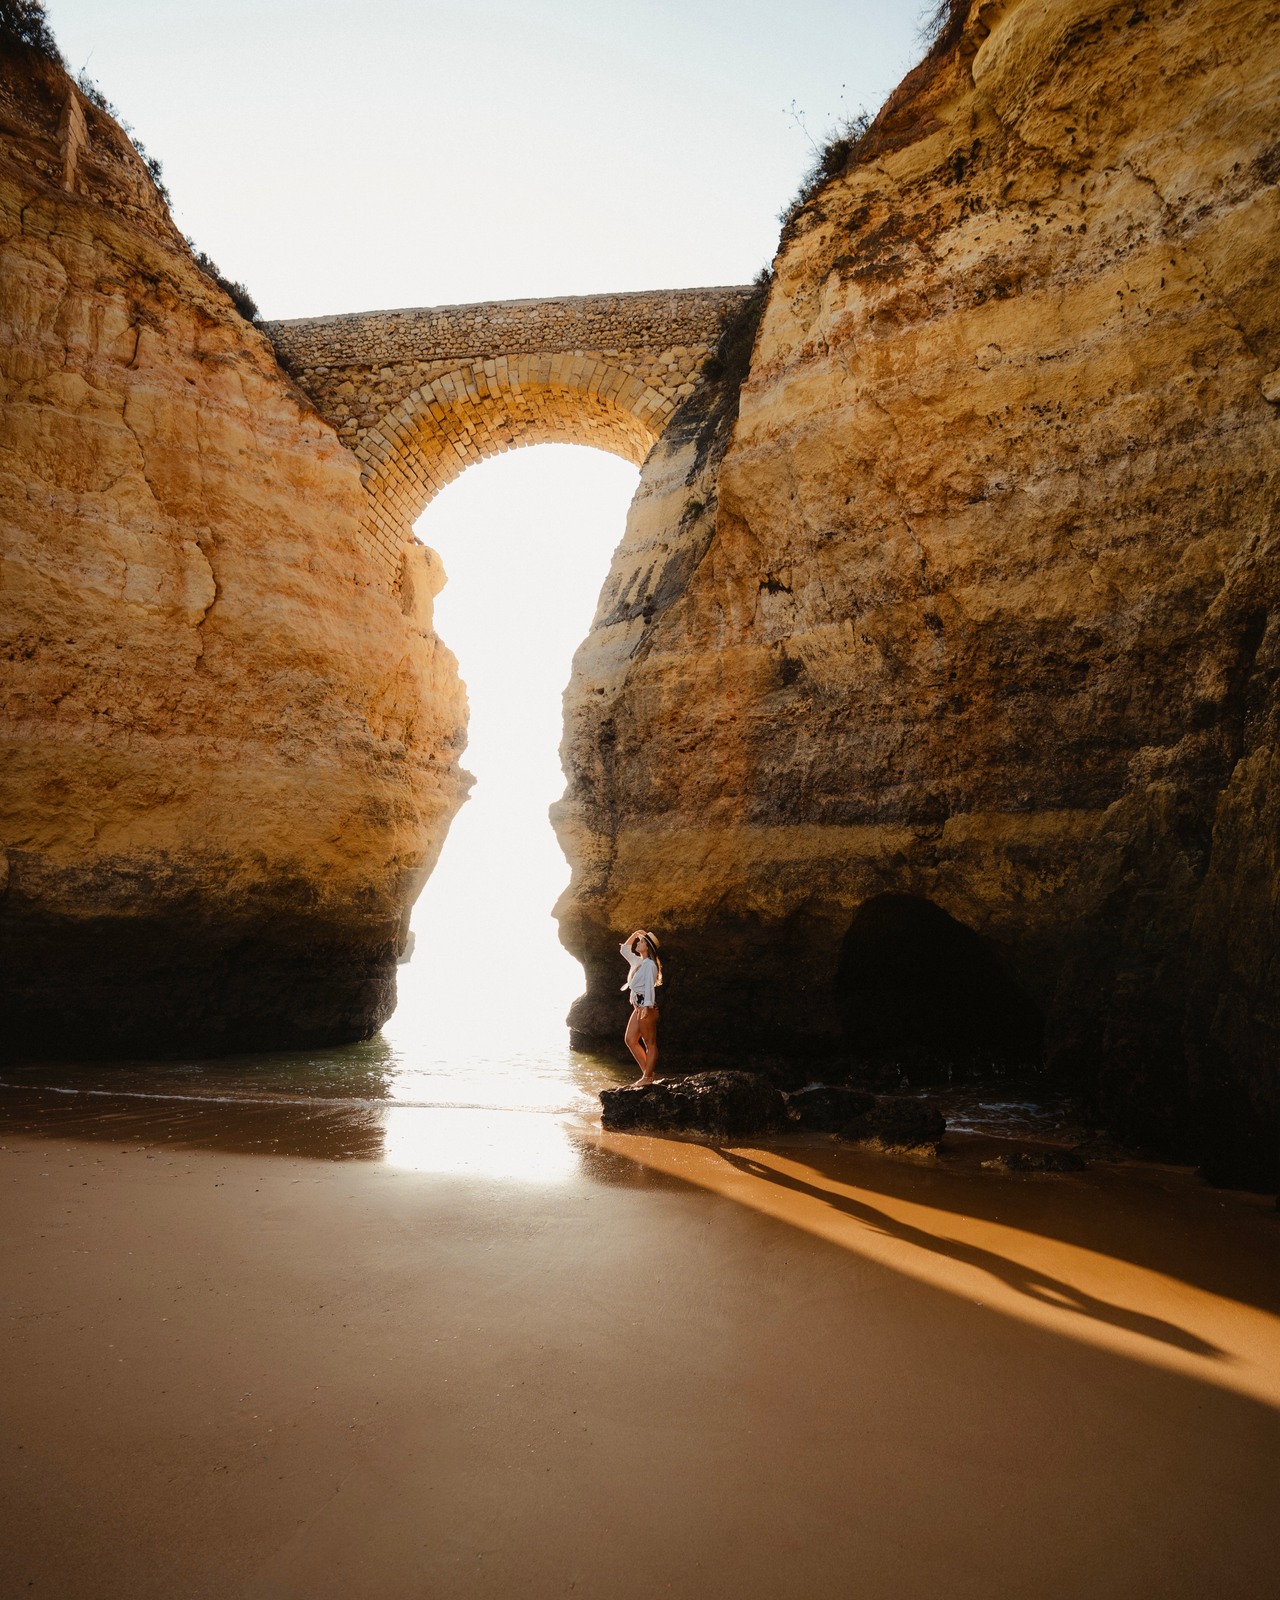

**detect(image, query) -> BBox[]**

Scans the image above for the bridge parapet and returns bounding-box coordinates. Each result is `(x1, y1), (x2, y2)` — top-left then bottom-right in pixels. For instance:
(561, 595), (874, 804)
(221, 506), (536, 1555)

(264, 285), (753, 578)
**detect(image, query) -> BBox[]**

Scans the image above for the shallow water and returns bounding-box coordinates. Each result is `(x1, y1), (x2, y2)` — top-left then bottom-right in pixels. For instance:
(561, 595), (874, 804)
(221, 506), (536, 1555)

(0, 1027), (1088, 1175)
(0, 1023), (630, 1172)
(0, 897), (1097, 1172)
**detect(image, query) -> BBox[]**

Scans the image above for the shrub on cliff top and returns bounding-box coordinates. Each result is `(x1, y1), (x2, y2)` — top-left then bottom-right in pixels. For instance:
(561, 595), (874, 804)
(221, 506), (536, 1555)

(778, 111), (872, 230)
(2, 3), (261, 328)
(0, 0), (62, 61)
(776, 0), (969, 232)
(0, 9), (176, 213)
(187, 243), (261, 324)
(75, 70), (173, 208)
(920, 0), (968, 56)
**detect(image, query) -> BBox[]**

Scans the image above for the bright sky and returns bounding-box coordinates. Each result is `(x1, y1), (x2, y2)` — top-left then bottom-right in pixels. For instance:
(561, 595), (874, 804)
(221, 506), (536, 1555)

(49, 0), (925, 312)
(46, 0), (928, 1056)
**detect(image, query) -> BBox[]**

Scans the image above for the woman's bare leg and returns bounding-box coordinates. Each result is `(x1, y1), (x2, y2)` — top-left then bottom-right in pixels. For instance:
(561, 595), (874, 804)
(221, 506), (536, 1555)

(624, 1008), (649, 1080)
(636, 1008), (659, 1083)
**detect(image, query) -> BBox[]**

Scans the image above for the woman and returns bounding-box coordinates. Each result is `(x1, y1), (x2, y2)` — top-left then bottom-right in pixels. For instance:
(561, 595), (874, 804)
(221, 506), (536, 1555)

(619, 929), (662, 1085)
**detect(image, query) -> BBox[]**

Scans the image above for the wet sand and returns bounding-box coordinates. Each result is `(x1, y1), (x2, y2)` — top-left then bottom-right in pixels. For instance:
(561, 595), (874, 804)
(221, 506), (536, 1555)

(3, 1118), (1279, 1599)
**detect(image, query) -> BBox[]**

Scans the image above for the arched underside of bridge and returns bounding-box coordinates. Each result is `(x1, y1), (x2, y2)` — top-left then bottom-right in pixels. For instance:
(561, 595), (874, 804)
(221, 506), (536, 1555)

(263, 285), (755, 578)
(359, 354), (669, 562)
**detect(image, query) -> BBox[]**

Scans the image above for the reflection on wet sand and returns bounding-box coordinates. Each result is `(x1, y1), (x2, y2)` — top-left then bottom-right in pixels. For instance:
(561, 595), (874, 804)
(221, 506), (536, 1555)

(5, 1104), (1279, 1600)
(0, 1080), (390, 1160)
(382, 1105), (580, 1182)
(718, 1148), (1223, 1356)
(3, 1042), (1280, 1600)
(0, 1042), (622, 1166)
(2, 1046), (1277, 1411)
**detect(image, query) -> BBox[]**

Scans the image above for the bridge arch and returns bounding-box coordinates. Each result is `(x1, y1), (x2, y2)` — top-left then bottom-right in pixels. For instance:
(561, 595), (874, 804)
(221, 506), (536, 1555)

(358, 353), (672, 561)
(264, 285), (754, 578)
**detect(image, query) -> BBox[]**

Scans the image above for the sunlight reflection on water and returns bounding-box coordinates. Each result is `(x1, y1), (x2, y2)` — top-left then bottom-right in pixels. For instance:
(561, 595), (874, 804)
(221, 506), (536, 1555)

(381, 1105), (580, 1182)
(0, 936), (625, 1173)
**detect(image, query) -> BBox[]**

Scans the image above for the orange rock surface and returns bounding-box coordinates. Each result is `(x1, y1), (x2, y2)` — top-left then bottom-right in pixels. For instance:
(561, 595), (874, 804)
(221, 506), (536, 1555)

(556, 0), (1280, 1183)
(0, 41), (467, 1054)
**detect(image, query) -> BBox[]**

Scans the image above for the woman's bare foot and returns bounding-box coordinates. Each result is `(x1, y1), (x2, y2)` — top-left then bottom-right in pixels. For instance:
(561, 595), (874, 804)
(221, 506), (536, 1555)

(632, 1074), (655, 1087)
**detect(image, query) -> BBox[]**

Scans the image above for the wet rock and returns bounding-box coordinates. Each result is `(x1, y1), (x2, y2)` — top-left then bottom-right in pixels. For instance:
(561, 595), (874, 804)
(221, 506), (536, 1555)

(599, 1071), (787, 1138)
(749, 1056), (831, 1094)
(835, 1061), (911, 1095)
(784, 1086), (947, 1152)
(982, 1147), (1088, 1174)
(785, 1085), (876, 1131)
(838, 1097), (948, 1154)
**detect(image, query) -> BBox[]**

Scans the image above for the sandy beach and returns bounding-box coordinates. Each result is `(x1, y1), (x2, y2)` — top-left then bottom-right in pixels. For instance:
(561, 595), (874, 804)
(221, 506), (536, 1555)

(3, 1113), (1279, 1600)
(3, 1), (1279, 1595)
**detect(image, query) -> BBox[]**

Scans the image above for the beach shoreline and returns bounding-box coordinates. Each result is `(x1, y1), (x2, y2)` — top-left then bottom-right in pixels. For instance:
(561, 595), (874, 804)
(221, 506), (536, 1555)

(3, 1118), (1279, 1598)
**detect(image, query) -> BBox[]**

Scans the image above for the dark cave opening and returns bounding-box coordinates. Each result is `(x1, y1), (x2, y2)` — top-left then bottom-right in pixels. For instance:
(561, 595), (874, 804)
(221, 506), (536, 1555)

(838, 894), (1045, 1076)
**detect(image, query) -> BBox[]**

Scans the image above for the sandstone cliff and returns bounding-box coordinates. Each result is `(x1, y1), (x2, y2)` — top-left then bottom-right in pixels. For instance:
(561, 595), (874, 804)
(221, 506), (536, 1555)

(555, 0), (1280, 1185)
(0, 39), (468, 1055)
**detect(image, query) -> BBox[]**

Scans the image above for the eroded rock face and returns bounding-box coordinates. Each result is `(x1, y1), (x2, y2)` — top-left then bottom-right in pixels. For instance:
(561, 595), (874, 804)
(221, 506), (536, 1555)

(0, 43), (468, 1056)
(557, 0), (1280, 1185)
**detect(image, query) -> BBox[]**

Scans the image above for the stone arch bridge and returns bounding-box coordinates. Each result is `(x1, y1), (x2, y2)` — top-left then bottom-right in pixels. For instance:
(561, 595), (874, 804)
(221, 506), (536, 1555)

(264, 285), (753, 578)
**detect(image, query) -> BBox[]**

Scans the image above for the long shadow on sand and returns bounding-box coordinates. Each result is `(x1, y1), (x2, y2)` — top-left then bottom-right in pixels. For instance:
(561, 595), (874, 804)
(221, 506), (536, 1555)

(714, 1147), (1224, 1358)
(747, 1131), (1280, 1319)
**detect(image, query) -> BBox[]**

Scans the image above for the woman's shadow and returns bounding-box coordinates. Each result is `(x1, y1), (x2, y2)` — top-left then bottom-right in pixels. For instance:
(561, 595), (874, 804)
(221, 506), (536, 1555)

(714, 1149), (1224, 1359)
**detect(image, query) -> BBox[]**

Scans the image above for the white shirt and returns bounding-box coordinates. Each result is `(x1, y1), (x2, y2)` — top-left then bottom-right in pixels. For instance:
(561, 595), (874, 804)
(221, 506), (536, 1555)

(619, 941), (658, 1009)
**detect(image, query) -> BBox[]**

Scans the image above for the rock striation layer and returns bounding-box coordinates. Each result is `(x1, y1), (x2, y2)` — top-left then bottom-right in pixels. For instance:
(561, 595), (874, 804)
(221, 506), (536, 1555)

(556, 0), (1280, 1186)
(0, 40), (468, 1056)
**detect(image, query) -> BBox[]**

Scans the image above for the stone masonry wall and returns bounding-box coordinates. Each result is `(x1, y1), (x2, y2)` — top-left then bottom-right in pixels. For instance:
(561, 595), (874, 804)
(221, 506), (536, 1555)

(264, 287), (753, 578)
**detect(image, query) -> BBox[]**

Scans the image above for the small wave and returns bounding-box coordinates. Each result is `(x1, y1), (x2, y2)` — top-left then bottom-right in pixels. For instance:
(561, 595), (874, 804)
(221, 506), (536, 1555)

(0, 1081), (580, 1116)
